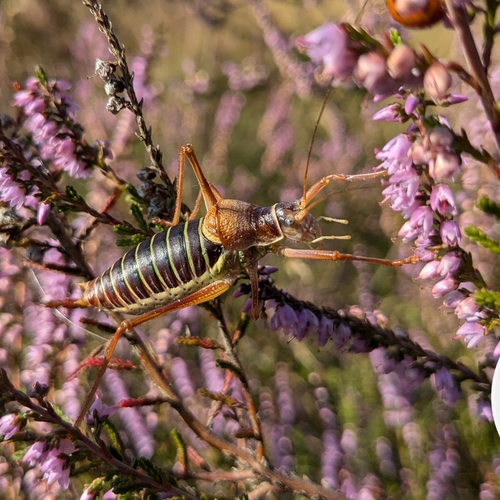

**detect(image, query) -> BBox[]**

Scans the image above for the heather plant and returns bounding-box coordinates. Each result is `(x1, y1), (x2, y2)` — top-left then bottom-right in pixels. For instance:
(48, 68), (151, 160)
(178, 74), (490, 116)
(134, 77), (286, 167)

(1, 0), (500, 499)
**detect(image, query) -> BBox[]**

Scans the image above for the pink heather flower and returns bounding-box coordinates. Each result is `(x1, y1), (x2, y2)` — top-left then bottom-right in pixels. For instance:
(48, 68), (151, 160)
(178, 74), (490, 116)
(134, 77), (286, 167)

(37, 202), (51, 225)
(424, 60), (452, 102)
(86, 394), (119, 425)
(431, 277), (457, 298)
(269, 303), (298, 336)
(405, 94), (420, 115)
(375, 134), (412, 171)
(386, 44), (416, 81)
(442, 290), (466, 308)
(39, 439), (75, 489)
(430, 184), (457, 216)
(442, 93), (467, 105)
(0, 414), (22, 440)
(372, 103), (402, 122)
(454, 297), (485, 321)
(417, 260), (441, 280)
(354, 52), (398, 96)
(332, 322), (352, 350)
(317, 315), (334, 347)
(398, 206), (434, 242)
(0, 168), (29, 210)
(437, 252), (461, 277)
(429, 152), (461, 182)
(23, 440), (49, 467)
(294, 309), (319, 340)
(295, 23), (357, 79)
(432, 367), (460, 406)
(428, 126), (454, 150)
(454, 321), (486, 348)
(410, 138), (434, 166)
(80, 487), (98, 500)
(440, 220), (461, 246)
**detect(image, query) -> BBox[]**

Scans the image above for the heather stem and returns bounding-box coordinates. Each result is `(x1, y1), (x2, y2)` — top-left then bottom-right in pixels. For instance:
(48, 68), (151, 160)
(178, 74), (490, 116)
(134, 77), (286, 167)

(445, 0), (500, 161)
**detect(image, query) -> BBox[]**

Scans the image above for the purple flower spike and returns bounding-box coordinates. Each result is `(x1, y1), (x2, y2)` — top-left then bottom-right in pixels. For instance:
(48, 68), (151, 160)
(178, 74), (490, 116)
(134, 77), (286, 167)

(430, 184), (457, 216)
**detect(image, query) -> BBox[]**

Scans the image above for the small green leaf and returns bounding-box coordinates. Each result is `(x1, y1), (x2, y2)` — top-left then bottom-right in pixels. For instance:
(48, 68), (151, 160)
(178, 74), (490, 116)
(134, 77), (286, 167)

(465, 225), (500, 254)
(103, 420), (126, 456)
(125, 183), (142, 202)
(115, 238), (135, 247)
(113, 224), (138, 235)
(477, 195), (500, 220)
(474, 288), (500, 311)
(170, 429), (187, 469)
(65, 185), (81, 200)
(131, 203), (149, 233)
(389, 28), (403, 45)
(34, 66), (48, 87)
(130, 233), (148, 245)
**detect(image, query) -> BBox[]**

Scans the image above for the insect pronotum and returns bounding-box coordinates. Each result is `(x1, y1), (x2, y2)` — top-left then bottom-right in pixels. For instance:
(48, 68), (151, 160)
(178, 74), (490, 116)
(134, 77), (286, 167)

(48, 104), (418, 428)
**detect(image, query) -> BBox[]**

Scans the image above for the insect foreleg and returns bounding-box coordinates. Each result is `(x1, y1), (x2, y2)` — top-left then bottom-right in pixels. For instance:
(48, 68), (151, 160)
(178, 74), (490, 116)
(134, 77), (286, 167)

(278, 247), (419, 267)
(303, 171), (387, 208)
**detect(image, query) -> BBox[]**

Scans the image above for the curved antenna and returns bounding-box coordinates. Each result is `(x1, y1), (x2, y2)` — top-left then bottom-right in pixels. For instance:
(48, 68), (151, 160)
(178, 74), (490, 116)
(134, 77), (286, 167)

(302, 82), (333, 204)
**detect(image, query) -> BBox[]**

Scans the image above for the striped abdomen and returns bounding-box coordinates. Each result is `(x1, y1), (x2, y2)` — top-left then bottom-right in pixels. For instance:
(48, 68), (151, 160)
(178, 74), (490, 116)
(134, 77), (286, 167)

(83, 219), (236, 315)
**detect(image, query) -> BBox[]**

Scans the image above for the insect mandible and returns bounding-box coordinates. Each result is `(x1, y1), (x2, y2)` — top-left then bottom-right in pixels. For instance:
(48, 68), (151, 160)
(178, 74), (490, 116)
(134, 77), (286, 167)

(48, 112), (418, 428)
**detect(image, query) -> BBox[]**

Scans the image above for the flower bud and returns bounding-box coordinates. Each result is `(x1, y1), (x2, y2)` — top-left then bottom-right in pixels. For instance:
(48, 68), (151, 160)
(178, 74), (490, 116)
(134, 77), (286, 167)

(296, 23), (357, 79)
(405, 94), (420, 115)
(429, 151), (461, 182)
(424, 61), (452, 102)
(429, 126), (454, 149)
(355, 52), (398, 95)
(37, 202), (51, 226)
(440, 220), (461, 246)
(387, 44), (416, 80)
(410, 137), (433, 165)
(432, 277), (457, 298)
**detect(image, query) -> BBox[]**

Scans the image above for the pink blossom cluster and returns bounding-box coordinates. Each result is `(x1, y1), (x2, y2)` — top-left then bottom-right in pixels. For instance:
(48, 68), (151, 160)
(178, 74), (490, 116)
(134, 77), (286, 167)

(375, 128), (488, 348)
(12, 77), (91, 179)
(23, 438), (75, 489)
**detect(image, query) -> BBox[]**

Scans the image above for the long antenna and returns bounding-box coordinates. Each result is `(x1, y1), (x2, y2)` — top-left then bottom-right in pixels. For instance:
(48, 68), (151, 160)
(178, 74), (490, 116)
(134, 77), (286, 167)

(302, 81), (333, 203)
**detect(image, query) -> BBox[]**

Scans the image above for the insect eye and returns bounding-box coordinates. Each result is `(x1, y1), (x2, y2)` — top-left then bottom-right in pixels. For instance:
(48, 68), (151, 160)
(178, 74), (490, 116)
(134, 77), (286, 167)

(285, 217), (295, 227)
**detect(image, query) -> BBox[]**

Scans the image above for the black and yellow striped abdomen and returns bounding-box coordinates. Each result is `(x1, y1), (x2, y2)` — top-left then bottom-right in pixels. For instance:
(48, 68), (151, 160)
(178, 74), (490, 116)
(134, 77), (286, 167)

(83, 219), (237, 315)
